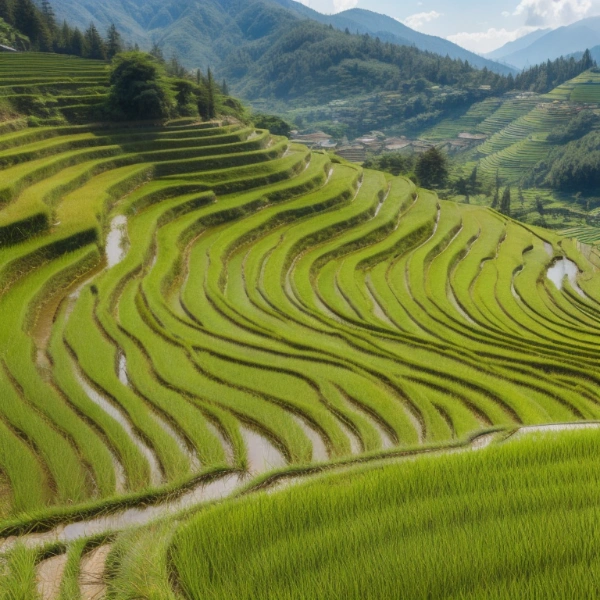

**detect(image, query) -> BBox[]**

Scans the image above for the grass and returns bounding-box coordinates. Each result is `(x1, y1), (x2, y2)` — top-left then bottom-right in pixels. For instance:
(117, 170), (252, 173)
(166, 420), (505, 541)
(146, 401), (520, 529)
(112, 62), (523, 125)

(172, 429), (600, 600)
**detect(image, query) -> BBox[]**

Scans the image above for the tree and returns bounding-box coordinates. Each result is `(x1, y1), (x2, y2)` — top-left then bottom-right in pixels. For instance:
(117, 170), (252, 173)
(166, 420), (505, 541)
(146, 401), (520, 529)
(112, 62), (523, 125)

(39, 0), (55, 31)
(14, 0), (51, 50)
(106, 23), (122, 59)
(491, 187), (499, 210)
(150, 43), (164, 63)
(468, 166), (480, 195)
(415, 147), (448, 189)
(500, 186), (511, 217)
(206, 67), (216, 120)
(518, 186), (525, 208)
(535, 195), (545, 216)
(173, 79), (197, 116)
(253, 114), (291, 136)
(0, 0), (14, 25)
(69, 27), (85, 56)
(108, 52), (174, 120)
(84, 23), (106, 59)
(221, 79), (229, 96)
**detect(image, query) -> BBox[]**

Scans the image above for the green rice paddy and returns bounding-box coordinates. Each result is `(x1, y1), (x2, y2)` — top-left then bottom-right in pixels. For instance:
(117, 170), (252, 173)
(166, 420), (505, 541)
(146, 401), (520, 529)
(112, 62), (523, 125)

(2, 53), (600, 598)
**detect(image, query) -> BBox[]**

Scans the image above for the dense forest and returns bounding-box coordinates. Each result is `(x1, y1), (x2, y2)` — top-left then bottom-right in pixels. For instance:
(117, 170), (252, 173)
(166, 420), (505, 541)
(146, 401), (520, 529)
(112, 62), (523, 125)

(512, 51), (596, 93)
(526, 130), (600, 194)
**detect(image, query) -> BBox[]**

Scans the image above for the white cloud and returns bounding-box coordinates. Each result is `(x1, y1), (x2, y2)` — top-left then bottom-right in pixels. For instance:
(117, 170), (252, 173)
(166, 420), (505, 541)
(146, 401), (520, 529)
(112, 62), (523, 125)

(332, 0), (359, 11)
(402, 10), (443, 30)
(447, 26), (540, 53)
(513, 0), (596, 26)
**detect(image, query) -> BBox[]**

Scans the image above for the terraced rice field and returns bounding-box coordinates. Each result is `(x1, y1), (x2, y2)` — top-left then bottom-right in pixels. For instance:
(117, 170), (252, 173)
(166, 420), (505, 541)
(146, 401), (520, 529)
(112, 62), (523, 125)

(0, 53), (108, 123)
(545, 70), (600, 103)
(3, 57), (600, 597)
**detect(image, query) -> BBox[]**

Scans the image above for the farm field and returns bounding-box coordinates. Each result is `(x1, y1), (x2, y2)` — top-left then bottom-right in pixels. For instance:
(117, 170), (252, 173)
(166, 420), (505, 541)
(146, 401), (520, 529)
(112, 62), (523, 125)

(422, 72), (600, 234)
(3, 54), (600, 598)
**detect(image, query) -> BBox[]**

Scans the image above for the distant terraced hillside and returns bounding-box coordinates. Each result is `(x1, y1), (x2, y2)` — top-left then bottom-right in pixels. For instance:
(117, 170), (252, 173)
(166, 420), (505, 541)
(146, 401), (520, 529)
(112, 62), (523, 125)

(0, 53), (109, 124)
(3, 53), (600, 598)
(422, 70), (600, 232)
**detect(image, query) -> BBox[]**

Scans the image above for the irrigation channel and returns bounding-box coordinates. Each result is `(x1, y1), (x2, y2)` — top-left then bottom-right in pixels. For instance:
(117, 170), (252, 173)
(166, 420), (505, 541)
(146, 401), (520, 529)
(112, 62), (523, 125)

(3, 422), (599, 556)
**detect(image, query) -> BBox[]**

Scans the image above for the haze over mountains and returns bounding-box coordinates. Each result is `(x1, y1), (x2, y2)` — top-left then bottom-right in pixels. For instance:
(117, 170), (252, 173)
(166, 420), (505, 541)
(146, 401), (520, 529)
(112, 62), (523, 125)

(47, 0), (513, 74)
(489, 17), (600, 70)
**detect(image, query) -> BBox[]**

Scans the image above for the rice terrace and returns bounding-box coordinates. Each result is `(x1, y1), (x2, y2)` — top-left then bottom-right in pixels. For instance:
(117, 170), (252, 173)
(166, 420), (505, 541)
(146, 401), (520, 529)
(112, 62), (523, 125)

(3, 9), (600, 599)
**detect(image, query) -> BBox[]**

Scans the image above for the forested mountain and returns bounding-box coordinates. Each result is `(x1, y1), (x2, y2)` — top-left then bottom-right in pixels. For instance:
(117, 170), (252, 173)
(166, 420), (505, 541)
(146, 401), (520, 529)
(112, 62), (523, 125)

(271, 1), (514, 74)
(46, 0), (513, 74)
(224, 21), (508, 102)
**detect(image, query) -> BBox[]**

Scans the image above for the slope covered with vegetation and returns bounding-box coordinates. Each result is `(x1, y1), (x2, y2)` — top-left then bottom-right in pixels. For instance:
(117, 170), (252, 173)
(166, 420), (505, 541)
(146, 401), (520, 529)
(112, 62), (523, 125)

(2, 52), (600, 598)
(417, 64), (600, 234)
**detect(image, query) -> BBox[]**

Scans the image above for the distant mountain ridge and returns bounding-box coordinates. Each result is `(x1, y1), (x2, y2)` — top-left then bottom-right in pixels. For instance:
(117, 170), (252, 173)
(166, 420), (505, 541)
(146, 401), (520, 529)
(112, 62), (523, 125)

(484, 28), (552, 63)
(47, 0), (514, 74)
(491, 17), (600, 69)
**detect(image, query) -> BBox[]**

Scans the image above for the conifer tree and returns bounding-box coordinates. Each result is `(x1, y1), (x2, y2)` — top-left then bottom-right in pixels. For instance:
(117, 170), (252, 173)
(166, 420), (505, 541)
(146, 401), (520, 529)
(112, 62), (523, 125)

(500, 186), (511, 217)
(40, 0), (55, 31)
(0, 0), (14, 25)
(207, 67), (216, 120)
(70, 27), (85, 56)
(106, 23), (122, 59)
(84, 22), (106, 59)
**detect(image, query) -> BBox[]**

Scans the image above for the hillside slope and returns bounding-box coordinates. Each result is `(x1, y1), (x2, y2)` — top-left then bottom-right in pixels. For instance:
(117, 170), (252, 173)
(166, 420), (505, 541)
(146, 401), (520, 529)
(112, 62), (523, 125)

(272, 1), (514, 74)
(47, 0), (513, 74)
(3, 50), (600, 599)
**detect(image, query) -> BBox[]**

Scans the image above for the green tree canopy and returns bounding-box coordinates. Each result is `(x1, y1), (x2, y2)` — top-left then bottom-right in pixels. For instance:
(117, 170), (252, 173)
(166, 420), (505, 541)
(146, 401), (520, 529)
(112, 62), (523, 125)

(415, 147), (449, 189)
(108, 52), (174, 121)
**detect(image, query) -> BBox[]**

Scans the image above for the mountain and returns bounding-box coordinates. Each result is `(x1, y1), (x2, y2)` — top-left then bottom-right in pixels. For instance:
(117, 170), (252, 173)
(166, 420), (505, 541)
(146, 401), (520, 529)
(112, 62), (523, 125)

(569, 45), (600, 64)
(500, 17), (600, 69)
(272, 1), (514, 74)
(484, 28), (552, 62)
(47, 0), (514, 74)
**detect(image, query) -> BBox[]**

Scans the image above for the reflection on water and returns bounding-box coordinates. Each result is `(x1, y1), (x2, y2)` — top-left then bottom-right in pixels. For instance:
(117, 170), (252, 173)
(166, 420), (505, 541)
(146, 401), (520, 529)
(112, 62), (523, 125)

(547, 258), (585, 297)
(106, 215), (128, 269)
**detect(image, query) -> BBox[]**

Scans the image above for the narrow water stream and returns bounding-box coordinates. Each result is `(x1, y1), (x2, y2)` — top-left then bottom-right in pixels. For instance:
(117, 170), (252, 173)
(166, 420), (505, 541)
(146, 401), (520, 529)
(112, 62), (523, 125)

(117, 353), (201, 472)
(72, 359), (163, 488)
(291, 415), (329, 463)
(3, 422), (600, 554)
(105, 216), (128, 269)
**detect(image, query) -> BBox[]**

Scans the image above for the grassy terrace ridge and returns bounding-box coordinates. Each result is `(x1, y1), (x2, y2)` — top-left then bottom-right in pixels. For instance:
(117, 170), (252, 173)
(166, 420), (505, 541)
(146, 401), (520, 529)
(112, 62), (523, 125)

(2, 54), (600, 598)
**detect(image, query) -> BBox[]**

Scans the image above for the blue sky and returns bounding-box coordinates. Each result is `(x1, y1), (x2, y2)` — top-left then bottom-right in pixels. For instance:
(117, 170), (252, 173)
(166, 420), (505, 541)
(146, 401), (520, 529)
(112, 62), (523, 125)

(297, 0), (600, 53)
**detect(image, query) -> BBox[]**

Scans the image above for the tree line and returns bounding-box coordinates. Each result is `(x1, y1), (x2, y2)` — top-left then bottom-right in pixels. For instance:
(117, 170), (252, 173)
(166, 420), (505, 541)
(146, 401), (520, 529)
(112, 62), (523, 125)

(0, 0), (123, 58)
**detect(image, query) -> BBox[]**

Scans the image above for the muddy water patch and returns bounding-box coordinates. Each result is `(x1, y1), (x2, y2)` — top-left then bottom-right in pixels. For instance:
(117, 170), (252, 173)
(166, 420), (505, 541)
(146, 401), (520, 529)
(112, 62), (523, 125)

(291, 415), (329, 463)
(206, 422), (234, 466)
(447, 281), (476, 325)
(72, 359), (162, 487)
(365, 274), (396, 328)
(79, 545), (110, 600)
(544, 242), (554, 258)
(117, 353), (201, 472)
(105, 215), (128, 269)
(547, 258), (585, 297)
(513, 422), (600, 437)
(511, 266), (523, 301)
(241, 426), (287, 474)
(36, 553), (67, 600)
